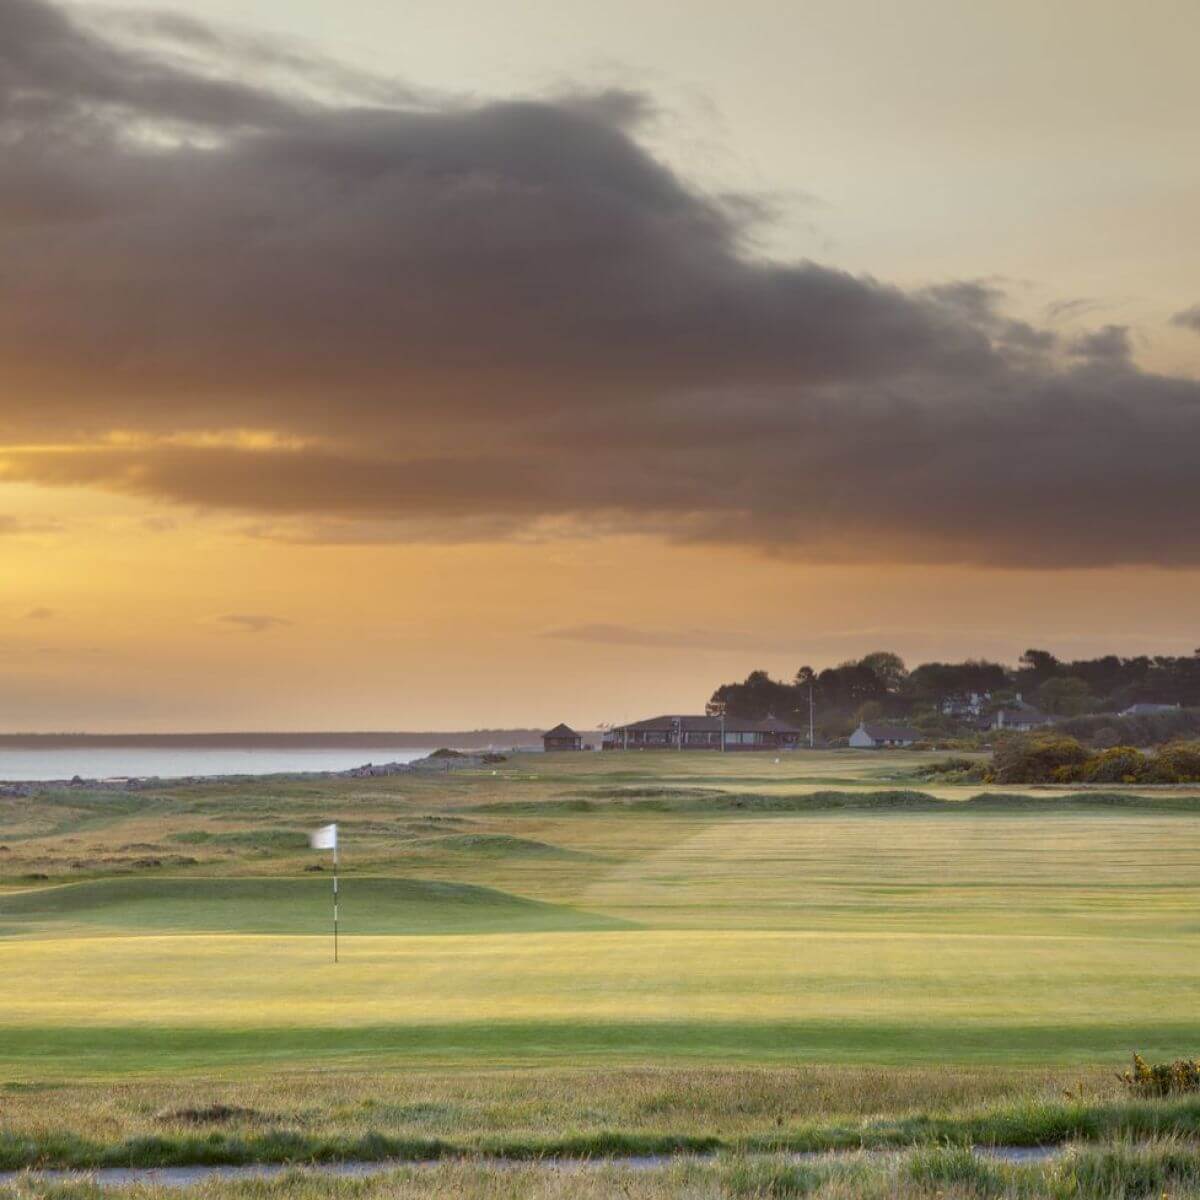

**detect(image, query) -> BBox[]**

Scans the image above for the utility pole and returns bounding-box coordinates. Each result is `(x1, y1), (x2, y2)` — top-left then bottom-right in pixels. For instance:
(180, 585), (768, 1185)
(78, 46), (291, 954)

(809, 681), (815, 749)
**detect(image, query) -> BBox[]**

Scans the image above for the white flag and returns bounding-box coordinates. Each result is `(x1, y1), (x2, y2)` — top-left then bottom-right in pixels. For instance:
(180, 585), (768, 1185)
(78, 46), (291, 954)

(310, 823), (337, 850)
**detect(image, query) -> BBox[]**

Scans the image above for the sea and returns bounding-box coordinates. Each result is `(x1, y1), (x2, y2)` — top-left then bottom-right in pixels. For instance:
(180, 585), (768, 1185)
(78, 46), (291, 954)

(0, 746), (436, 783)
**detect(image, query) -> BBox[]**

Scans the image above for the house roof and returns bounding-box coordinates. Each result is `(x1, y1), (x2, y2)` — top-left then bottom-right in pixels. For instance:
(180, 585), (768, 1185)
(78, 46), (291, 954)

(859, 722), (922, 741)
(993, 707), (1056, 726)
(543, 723), (579, 738)
(1120, 702), (1181, 716)
(612, 714), (803, 735)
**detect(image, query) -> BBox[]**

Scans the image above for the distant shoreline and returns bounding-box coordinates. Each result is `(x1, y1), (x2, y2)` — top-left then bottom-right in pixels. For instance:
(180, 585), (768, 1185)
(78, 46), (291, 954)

(0, 748), (518, 792)
(0, 731), (549, 750)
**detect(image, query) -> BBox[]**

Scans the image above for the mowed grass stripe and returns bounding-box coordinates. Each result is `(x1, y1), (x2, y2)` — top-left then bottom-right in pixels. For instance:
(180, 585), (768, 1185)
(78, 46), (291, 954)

(4, 1020), (1200, 1075)
(4, 929), (1200, 1031)
(580, 813), (1200, 935)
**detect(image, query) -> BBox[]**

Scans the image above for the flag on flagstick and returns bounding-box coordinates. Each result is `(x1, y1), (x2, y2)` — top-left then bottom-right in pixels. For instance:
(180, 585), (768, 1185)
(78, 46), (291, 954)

(309, 824), (338, 961)
(310, 823), (337, 850)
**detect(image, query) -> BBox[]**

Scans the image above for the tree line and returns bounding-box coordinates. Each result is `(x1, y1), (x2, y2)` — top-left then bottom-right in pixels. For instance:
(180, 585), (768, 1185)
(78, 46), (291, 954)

(710, 648), (1200, 741)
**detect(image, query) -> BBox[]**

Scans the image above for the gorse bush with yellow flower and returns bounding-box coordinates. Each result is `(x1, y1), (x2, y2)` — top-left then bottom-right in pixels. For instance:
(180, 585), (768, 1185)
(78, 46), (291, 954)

(990, 734), (1200, 784)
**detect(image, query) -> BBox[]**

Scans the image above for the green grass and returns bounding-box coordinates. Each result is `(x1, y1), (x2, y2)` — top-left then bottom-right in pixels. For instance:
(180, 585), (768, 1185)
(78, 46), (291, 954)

(0, 876), (629, 936)
(166, 828), (311, 851)
(4, 748), (1200, 1150)
(2, 1020), (1198, 1076)
(478, 788), (1200, 815)
(414, 833), (595, 858)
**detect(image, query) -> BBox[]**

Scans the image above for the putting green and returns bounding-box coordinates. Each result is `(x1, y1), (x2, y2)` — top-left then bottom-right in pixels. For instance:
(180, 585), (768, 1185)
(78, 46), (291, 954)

(0, 876), (628, 936)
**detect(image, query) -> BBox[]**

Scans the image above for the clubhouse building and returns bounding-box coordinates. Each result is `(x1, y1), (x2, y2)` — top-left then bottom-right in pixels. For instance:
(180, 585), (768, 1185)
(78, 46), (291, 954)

(603, 714), (805, 752)
(542, 723), (584, 752)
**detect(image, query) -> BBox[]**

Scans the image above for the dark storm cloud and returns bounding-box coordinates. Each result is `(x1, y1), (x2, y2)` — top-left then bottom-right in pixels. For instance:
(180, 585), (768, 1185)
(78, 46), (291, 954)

(1172, 305), (1200, 333)
(92, 7), (425, 107)
(0, 0), (306, 130)
(1068, 325), (1133, 363)
(3, 0), (1200, 568)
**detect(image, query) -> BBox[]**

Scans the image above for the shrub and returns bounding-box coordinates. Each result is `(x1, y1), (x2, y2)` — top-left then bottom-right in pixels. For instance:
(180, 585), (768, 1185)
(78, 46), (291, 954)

(1079, 745), (1151, 784)
(916, 757), (987, 783)
(989, 733), (1200, 784)
(1120, 1052), (1200, 1097)
(1150, 740), (1200, 783)
(991, 733), (1090, 783)
(919, 756), (976, 776)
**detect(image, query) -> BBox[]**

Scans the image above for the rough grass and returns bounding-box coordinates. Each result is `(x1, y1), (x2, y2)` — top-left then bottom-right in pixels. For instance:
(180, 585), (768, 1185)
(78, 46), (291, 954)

(166, 829), (310, 852)
(0, 1065), (1059, 1146)
(7, 1067), (1200, 1172)
(13, 1144), (1200, 1199)
(412, 834), (593, 858)
(475, 788), (1200, 815)
(7, 1094), (1200, 1170)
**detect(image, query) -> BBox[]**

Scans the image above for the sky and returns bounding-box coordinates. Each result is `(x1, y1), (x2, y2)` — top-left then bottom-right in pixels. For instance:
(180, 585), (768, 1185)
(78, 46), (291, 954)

(1, 0), (1198, 732)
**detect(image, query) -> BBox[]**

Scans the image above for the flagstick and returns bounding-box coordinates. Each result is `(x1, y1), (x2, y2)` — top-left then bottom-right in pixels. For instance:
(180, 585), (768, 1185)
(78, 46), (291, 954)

(332, 839), (339, 964)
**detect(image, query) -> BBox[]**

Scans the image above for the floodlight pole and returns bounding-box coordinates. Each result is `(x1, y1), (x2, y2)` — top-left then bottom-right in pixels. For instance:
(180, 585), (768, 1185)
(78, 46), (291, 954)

(333, 840), (339, 963)
(809, 681), (815, 749)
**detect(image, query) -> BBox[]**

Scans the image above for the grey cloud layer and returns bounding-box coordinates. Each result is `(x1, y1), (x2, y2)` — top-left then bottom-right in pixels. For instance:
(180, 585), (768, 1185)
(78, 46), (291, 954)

(2, 0), (1198, 566)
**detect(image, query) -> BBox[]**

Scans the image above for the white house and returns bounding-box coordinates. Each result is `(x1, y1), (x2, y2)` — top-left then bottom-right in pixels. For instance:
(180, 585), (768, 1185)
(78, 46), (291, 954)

(849, 722), (922, 748)
(985, 692), (1059, 732)
(989, 706), (1058, 732)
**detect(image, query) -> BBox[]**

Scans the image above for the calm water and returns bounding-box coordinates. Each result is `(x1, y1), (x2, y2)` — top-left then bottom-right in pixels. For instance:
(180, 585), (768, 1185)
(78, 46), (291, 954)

(0, 746), (434, 782)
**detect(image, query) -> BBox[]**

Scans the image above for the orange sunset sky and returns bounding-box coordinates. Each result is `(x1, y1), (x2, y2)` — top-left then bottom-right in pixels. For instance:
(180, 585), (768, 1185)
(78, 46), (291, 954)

(2, 0), (1198, 731)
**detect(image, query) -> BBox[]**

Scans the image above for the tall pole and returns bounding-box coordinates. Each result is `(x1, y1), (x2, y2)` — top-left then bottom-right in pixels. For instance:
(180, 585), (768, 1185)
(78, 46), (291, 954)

(333, 839), (339, 964)
(809, 681), (815, 749)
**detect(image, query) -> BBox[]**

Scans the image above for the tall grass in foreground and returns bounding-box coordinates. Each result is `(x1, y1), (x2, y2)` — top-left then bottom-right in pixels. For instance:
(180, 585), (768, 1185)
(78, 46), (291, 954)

(0, 1065), (1068, 1146)
(4, 1094), (1200, 1169)
(10, 1143), (1200, 1198)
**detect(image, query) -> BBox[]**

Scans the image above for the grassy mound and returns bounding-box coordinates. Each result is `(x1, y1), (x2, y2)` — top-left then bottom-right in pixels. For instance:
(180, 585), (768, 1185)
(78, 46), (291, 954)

(0, 876), (629, 936)
(477, 788), (1195, 815)
(168, 828), (310, 851)
(416, 834), (592, 858)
